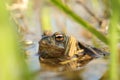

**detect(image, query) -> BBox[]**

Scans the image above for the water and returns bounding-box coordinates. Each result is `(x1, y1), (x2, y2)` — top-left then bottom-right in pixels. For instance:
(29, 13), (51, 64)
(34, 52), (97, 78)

(24, 39), (109, 80)
(19, 1), (109, 79)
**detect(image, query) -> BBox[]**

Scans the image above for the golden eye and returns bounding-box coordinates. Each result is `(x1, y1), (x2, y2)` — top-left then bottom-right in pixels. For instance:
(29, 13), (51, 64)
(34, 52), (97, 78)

(55, 34), (64, 42)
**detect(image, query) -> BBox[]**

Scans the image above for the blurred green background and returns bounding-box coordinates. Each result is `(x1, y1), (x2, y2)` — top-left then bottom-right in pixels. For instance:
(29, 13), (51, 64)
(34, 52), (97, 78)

(0, 0), (119, 80)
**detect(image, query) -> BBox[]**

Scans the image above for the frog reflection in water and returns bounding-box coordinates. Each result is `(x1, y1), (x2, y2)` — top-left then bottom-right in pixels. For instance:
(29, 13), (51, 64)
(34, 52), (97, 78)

(38, 31), (109, 71)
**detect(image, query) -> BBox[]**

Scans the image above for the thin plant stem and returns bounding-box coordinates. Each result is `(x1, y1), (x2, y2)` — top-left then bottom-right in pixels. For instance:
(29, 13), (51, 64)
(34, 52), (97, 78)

(50, 0), (108, 45)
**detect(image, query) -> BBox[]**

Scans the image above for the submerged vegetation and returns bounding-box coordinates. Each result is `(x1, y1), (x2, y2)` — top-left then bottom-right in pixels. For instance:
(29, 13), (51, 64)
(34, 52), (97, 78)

(0, 0), (119, 80)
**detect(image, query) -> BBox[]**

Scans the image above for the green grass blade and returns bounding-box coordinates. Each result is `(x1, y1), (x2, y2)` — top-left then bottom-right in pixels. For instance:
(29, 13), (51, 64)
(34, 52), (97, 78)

(109, 0), (120, 80)
(50, 0), (108, 45)
(41, 6), (52, 31)
(0, 1), (30, 80)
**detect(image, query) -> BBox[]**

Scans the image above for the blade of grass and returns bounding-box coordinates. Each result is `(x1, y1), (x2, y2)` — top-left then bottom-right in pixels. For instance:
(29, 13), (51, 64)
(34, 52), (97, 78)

(41, 6), (52, 31)
(109, 0), (120, 80)
(0, 1), (30, 80)
(50, 0), (108, 45)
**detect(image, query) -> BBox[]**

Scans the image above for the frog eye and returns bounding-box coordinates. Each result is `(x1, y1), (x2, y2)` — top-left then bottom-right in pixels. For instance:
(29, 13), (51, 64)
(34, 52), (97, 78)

(55, 34), (64, 42)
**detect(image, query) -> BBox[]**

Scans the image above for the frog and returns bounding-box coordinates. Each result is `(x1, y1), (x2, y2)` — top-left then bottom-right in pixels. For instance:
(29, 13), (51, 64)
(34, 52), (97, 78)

(38, 31), (109, 71)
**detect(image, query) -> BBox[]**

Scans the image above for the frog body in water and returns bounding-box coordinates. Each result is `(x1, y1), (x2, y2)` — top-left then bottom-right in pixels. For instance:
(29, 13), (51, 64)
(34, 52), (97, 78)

(38, 31), (109, 71)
